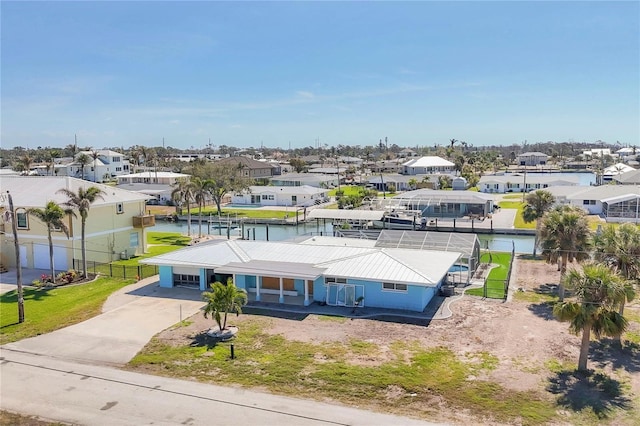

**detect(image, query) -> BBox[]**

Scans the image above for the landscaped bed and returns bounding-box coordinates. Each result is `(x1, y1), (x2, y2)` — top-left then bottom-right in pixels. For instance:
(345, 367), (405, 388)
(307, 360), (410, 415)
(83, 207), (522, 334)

(128, 257), (640, 426)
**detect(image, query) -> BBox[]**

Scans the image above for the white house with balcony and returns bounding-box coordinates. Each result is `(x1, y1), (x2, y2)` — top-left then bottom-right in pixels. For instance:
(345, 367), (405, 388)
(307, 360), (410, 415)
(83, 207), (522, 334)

(401, 156), (455, 175)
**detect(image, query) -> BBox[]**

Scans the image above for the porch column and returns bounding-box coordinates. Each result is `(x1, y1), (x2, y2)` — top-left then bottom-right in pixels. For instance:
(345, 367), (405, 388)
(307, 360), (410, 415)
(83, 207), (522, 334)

(256, 275), (261, 302)
(279, 277), (284, 304)
(304, 279), (310, 306)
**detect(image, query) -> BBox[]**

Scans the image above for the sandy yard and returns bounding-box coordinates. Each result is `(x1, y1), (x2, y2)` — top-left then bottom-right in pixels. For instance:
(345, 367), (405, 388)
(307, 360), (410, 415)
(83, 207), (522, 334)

(139, 256), (640, 425)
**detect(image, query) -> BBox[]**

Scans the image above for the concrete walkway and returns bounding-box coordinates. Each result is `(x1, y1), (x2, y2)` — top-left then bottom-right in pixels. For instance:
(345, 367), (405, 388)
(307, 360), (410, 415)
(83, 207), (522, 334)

(3, 276), (205, 366)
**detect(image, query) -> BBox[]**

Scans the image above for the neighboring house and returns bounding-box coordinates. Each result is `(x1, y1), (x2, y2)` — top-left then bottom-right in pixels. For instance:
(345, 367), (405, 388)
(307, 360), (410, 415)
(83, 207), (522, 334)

(116, 172), (192, 205)
(216, 156), (275, 181)
(516, 152), (548, 167)
(141, 236), (461, 312)
(369, 160), (402, 174)
(270, 173), (339, 188)
(545, 185), (640, 222)
(479, 174), (579, 193)
(390, 189), (495, 218)
(613, 169), (640, 185)
(0, 176), (153, 272)
(51, 150), (131, 182)
(367, 174), (435, 192)
(398, 148), (419, 158)
(582, 148), (612, 158)
(616, 147), (637, 161)
(337, 156), (363, 165)
(401, 156), (455, 175)
(231, 185), (329, 207)
(602, 163), (635, 183)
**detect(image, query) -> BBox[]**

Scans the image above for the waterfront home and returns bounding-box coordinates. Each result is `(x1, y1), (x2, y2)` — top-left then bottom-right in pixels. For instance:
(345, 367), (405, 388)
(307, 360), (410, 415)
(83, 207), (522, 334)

(388, 189), (494, 219)
(401, 156), (455, 175)
(140, 236), (461, 312)
(116, 171), (191, 205)
(49, 150), (132, 182)
(231, 185), (329, 207)
(545, 185), (640, 222)
(216, 156), (275, 182)
(515, 152), (548, 167)
(479, 174), (579, 193)
(602, 163), (635, 182)
(0, 176), (152, 272)
(367, 174), (435, 192)
(270, 173), (339, 188)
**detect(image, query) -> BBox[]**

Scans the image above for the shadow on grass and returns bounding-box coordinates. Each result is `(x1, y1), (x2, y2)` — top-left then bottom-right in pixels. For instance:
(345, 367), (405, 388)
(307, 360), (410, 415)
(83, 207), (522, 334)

(151, 235), (190, 246)
(190, 331), (221, 350)
(1, 288), (54, 303)
(591, 339), (640, 373)
(547, 370), (632, 418)
(243, 306), (309, 321)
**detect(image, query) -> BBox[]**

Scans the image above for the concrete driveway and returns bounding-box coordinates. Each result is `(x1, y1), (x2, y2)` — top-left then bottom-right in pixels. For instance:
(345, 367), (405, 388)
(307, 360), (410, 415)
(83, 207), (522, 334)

(3, 276), (205, 365)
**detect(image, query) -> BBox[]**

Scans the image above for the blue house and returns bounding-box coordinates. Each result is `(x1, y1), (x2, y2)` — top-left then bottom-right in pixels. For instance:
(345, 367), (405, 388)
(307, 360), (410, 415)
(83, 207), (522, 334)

(141, 236), (461, 312)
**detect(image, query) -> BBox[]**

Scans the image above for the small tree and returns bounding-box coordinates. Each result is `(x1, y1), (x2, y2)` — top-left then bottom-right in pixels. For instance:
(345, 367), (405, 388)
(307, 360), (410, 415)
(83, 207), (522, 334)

(28, 201), (71, 283)
(553, 263), (628, 371)
(289, 158), (307, 173)
(171, 178), (194, 237)
(522, 190), (556, 257)
(202, 278), (248, 332)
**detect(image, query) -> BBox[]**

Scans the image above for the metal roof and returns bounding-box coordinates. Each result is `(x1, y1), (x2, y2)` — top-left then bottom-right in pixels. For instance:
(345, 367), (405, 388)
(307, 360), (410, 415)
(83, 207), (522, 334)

(479, 174), (579, 184)
(601, 194), (640, 204)
(402, 156), (455, 168)
(383, 189), (493, 207)
(142, 237), (461, 287)
(307, 209), (385, 221)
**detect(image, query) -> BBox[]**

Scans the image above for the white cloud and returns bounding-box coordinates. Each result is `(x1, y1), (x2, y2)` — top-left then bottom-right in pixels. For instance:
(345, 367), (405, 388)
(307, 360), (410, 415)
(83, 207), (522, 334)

(296, 91), (315, 99)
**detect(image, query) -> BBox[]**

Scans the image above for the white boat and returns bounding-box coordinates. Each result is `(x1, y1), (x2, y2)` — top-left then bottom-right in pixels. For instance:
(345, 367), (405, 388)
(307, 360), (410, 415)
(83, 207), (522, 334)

(373, 209), (423, 230)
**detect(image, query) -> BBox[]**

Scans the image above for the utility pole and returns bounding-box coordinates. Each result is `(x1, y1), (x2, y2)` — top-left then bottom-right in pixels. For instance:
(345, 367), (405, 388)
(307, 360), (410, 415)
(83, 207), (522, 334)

(7, 191), (25, 323)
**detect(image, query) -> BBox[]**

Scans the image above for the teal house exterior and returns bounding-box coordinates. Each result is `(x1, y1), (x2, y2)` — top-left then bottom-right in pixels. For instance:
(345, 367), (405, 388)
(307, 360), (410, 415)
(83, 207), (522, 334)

(142, 236), (461, 312)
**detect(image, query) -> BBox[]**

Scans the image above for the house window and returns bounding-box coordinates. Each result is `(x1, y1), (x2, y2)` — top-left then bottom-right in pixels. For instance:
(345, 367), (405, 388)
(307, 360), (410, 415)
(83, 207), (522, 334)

(173, 274), (199, 287)
(325, 277), (347, 284)
(261, 195), (274, 200)
(115, 167), (122, 172)
(382, 282), (408, 292)
(16, 209), (28, 229)
(116, 203), (124, 214)
(113, 157), (121, 162)
(130, 232), (139, 247)
(583, 200), (596, 206)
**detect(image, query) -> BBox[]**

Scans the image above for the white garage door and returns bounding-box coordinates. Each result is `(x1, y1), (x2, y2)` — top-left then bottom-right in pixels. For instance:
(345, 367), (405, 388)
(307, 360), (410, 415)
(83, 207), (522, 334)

(34, 244), (68, 272)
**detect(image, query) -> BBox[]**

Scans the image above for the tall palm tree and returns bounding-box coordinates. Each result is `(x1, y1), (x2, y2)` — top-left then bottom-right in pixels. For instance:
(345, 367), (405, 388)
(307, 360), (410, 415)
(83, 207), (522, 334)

(28, 201), (71, 283)
(76, 153), (90, 180)
(190, 177), (211, 237)
(171, 178), (194, 237)
(17, 153), (34, 174)
(539, 205), (592, 301)
(57, 186), (105, 278)
(594, 223), (639, 320)
(553, 263), (628, 371)
(90, 150), (100, 182)
(522, 190), (556, 257)
(202, 278), (248, 332)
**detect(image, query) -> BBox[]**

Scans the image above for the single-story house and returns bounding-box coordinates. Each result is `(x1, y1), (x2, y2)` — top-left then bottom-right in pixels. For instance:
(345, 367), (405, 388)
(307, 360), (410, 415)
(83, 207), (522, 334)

(401, 156), (455, 175)
(545, 185), (640, 222)
(270, 173), (339, 188)
(140, 236), (461, 312)
(0, 176), (153, 272)
(367, 174), (435, 192)
(614, 169), (640, 185)
(387, 189), (495, 218)
(231, 185), (329, 207)
(516, 152), (548, 167)
(479, 174), (579, 193)
(602, 163), (635, 183)
(116, 172), (191, 205)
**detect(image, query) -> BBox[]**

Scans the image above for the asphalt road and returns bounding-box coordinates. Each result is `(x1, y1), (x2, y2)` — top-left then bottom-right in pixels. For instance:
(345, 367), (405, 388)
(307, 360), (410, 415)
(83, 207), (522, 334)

(0, 349), (441, 426)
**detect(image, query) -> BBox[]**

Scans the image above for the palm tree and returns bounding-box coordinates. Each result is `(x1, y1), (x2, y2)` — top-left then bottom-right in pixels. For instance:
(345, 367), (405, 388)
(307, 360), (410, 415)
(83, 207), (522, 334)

(522, 190), (556, 257)
(190, 177), (212, 237)
(17, 153), (34, 174)
(553, 263), (628, 371)
(594, 223), (639, 321)
(539, 205), (592, 301)
(202, 278), (248, 332)
(28, 202), (71, 283)
(90, 150), (100, 182)
(76, 153), (90, 180)
(408, 178), (418, 190)
(57, 186), (105, 278)
(171, 178), (194, 237)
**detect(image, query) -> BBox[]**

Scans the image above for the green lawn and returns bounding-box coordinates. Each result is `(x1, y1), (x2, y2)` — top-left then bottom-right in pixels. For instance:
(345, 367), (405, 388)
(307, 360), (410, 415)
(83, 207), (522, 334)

(130, 319), (555, 425)
(498, 200), (535, 229)
(0, 277), (134, 345)
(328, 185), (366, 197)
(467, 252), (512, 298)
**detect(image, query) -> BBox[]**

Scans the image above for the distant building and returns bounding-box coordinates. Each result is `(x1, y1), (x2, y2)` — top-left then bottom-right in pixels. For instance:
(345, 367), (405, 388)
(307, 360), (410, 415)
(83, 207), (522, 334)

(216, 156), (275, 182)
(452, 176), (468, 190)
(479, 174), (579, 193)
(270, 173), (339, 188)
(602, 163), (635, 183)
(545, 185), (640, 223)
(516, 152), (548, 167)
(231, 185), (329, 207)
(401, 156), (455, 175)
(116, 171), (191, 205)
(398, 148), (419, 158)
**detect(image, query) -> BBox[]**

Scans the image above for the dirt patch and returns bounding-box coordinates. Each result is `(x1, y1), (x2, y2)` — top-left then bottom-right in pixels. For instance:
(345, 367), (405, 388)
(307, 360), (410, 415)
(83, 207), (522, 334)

(144, 256), (640, 425)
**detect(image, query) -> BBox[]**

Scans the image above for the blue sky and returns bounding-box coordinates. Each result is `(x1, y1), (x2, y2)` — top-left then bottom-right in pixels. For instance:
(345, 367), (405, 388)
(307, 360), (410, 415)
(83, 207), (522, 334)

(2, 1), (638, 150)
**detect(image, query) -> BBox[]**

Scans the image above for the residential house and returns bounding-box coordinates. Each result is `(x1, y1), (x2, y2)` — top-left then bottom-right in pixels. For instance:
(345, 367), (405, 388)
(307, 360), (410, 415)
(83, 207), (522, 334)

(270, 173), (339, 188)
(545, 185), (640, 222)
(216, 156), (275, 182)
(116, 171), (191, 205)
(0, 176), (153, 272)
(515, 152), (548, 167)
(367, 175), (435, 192)
(602, 163), (635, 183)
(141, 236), (461, 312)
(231, 185), (329, 207)
(479, 174), (579, 193)
(398, 148), (419, 158)
(390, 189), (495, 218)
(401, 156), (455, 175)
(613, 169), (640, 185)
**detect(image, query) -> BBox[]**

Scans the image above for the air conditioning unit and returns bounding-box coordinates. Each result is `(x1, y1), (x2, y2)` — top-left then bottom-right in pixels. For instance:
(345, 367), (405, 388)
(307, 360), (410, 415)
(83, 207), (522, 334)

(120, 250), (130, 260)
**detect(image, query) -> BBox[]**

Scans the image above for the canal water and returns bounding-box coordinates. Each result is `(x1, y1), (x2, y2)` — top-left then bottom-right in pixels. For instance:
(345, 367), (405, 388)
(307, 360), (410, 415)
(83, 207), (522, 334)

(150, 221), (536, 254)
